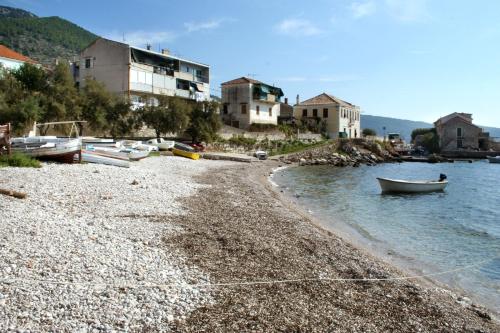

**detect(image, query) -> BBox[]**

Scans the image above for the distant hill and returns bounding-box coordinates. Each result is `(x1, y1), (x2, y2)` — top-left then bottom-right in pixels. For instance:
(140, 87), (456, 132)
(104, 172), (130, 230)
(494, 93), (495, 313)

(0, 5), (97, 66)
(361, 114), (500, 140)
(361, 115), (432, 140)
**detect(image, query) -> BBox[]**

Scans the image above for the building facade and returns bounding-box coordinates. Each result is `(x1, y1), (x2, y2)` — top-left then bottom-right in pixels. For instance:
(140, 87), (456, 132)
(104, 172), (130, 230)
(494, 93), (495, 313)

(74, 38), (210, 107)
(220, 77), (284, 129)
(0, 44), (38, 70)
(293, 93), (361, 139)
(434, 113), (489, 151)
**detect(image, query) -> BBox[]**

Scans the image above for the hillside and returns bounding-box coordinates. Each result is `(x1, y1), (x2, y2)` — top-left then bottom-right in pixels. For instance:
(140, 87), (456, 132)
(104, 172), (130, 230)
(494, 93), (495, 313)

(0, 5), (97, 66)
(361, 114), (500, 140)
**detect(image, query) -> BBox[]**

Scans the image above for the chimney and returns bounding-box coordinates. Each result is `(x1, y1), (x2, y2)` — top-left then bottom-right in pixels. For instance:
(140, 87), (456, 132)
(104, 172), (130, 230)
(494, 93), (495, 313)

(296, 94), (300, 105)
(161, 49), (170, 55)
(146, 44), (151, 50)
(284, 97), (288, 105)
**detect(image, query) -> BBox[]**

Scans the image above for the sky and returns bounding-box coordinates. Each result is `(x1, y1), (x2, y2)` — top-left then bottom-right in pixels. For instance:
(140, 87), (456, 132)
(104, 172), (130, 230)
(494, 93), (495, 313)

(2, 0), (500, 127)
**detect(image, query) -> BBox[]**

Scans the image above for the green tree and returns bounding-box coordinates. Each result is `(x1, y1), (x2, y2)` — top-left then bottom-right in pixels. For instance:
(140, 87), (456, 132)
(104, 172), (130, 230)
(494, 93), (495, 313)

(186, 100), (222, 142)
(362, 128), (377, 137)
(11, 63), (47, 92)
(140, 96), (191, 138)
(105, 99), (137, 139)
(81, 78), (114, 131)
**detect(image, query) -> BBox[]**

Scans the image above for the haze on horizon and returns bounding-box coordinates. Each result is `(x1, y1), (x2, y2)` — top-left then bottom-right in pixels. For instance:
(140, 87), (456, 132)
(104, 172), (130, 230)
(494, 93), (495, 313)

(2, 0), (499, 127)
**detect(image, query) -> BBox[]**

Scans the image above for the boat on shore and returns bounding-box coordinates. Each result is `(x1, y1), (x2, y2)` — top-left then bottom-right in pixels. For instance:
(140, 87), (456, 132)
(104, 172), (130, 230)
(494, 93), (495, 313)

(147, 138), (175, 151)
(11, 136), (82, 163)
(377, 174), (448, 193)
(80, 150), (130, 168)
(487, 156), (500, 164)
(172, 142), (200, 160)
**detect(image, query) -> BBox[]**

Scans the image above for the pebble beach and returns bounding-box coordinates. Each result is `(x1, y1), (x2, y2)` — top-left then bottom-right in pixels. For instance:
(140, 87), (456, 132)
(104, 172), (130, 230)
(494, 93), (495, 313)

(0, 156), (499, 332)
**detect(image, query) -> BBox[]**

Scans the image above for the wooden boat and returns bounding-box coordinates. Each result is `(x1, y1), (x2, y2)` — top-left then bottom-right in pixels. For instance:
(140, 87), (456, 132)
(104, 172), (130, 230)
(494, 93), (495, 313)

(487, 156), (500, 164)
(11, 137), (81, 163)
(89, 146), (149, 161)
(172, 148), (200, 160)
(377, 174), (448, 193)
(81, 150), (130, 168)
(82, 137), (121, 148)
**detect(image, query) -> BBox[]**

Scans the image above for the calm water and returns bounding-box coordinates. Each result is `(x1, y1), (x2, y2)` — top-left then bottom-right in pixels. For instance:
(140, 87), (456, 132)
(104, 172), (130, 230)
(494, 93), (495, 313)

(273, 161), (500, 310)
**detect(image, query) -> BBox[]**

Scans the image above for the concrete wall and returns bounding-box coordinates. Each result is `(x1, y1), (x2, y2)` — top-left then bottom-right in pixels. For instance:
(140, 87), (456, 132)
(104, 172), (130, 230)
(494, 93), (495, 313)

(0, 57), (25, 70)
(436, 118), (482, 151)
(79, 39), (130, 94)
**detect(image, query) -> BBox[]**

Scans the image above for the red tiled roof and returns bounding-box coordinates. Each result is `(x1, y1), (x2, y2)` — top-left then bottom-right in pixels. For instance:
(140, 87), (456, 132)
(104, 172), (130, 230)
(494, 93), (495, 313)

(0, 44), (37, 64)
(221, 77), (262, 86)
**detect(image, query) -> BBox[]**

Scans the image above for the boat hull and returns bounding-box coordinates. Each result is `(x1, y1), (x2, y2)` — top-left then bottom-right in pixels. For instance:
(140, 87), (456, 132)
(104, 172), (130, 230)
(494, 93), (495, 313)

(377, 177), (448, 193)
(11, 138), (81, 164)
(172, 148), (200, 160)
(487, 156), (500, 164)
(81, 151), (130, 168)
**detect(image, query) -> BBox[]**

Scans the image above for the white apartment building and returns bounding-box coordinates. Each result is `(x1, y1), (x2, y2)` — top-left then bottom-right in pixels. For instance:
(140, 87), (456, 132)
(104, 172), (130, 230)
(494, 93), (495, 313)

(75, 38), (210, 107)
(294, 93), (361, 139)
(221, 77), (284, 129)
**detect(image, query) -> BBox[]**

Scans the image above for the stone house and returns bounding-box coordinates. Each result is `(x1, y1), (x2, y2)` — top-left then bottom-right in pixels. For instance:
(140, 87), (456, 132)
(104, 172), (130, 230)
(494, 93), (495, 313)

(220, 77), (284, 129)
(434, 113), (489, 152)
(293, 93), (361, 139)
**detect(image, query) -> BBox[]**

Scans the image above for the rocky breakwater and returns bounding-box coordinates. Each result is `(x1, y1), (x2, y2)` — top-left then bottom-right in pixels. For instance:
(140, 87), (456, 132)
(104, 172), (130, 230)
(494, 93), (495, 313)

(280, 139), (398, 167)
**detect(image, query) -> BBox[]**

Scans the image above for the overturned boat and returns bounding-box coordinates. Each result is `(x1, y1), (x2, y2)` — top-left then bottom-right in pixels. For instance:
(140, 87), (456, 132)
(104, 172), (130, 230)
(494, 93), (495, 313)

(172, 142), (200, 160)
(377, 174), (448, 193)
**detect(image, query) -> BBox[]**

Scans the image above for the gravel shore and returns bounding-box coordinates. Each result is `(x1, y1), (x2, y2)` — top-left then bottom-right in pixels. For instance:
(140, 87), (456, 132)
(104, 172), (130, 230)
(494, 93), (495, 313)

(168, 160), (499, 332)
(0, 157), (231, 331)
(1, 157), (498, 332)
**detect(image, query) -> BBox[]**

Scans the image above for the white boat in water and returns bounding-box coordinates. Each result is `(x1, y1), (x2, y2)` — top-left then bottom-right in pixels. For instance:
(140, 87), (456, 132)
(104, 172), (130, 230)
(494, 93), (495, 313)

(487, 156), (500, 164)
(81, 150), (130, 168)
(377, 174), (448, 193)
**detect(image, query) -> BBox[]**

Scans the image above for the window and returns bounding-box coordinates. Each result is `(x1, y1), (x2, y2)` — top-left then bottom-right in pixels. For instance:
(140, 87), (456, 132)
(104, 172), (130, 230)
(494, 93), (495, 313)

(223, 104), (228, 115)
(313, 109), (318, 117)
(256, 105), (260, 115)
(457, 139), (463, 148)
(457, 127), (463, 137)
(241, 104), (247, 114)
(269, 107), (272, 117)
(85, 58), (92, 69)
(323, 108), (328, 118)
(302, 109), (307, 117)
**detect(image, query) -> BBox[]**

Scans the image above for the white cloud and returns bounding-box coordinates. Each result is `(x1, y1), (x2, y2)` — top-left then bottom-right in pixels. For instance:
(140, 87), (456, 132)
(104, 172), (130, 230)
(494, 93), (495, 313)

(105, 30), (177, 47)
(184, 19), (226, 33)
(385, 0), (429, 22)
(350, 1), (376, 19)
(275, 19), (323, 36)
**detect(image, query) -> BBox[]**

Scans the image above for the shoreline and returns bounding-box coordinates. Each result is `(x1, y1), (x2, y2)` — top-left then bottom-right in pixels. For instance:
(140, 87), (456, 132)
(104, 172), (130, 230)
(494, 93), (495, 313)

(267, 162), (499, 316)
(1, 157), (498, 331)
(168, 159), (499, 331)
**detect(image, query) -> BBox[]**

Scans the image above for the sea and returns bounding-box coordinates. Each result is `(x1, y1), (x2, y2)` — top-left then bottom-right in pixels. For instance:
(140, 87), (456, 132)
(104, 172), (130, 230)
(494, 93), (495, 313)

(272, 161), (500, 311)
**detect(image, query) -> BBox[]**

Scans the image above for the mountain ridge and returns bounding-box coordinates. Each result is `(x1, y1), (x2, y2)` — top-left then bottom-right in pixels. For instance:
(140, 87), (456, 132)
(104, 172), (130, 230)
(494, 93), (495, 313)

(0, 5), (97, 66)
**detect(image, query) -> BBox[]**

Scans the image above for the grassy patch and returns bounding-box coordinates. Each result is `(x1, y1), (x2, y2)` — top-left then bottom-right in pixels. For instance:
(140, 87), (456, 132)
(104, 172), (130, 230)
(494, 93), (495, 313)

(148, 151), (161, 157)
(0, 153), (42, 168)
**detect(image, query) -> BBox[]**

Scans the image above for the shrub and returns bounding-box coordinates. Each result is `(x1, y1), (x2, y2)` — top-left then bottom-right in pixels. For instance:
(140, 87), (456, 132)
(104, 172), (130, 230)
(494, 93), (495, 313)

(362, 128), (377, 137)
(0, 153), (41, 168)
(248, 123), (278, 132)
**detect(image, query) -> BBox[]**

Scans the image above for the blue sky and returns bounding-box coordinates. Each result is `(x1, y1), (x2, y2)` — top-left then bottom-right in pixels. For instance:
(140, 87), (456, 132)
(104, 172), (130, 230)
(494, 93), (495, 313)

(2, 0), (500, 127)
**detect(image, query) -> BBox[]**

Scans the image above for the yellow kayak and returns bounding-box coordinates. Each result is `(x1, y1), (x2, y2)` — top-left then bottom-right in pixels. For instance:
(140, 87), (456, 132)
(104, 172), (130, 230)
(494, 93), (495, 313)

(172, 148), (200, 160)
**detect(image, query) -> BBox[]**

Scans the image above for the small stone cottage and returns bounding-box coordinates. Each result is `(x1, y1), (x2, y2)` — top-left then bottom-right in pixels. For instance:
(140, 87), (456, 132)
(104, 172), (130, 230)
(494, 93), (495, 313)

(434, 113), (489, 152)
